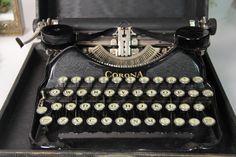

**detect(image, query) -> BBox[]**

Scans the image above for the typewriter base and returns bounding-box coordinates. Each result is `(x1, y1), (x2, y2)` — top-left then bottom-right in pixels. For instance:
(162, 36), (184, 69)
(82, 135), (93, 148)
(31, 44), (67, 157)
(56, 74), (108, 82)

(0, 44), (235, 156)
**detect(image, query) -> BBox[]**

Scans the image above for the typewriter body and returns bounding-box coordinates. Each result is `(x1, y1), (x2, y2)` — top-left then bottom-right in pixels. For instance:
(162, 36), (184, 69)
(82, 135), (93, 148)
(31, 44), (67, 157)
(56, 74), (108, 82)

(0, 0), (236, 156)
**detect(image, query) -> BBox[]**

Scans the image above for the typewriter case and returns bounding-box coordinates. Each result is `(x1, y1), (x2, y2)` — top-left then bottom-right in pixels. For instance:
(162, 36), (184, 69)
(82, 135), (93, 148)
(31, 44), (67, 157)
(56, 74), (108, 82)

(0, 0), (236, 156)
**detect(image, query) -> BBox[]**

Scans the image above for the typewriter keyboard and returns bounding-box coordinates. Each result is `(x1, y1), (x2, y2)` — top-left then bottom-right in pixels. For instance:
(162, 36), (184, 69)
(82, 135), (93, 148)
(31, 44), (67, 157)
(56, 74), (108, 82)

(35, 75), (220, 146)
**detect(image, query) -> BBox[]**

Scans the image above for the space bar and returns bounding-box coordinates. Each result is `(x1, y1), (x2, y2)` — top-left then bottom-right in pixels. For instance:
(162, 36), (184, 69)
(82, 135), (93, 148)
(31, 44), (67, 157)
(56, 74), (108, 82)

(58, 132), (193, 140)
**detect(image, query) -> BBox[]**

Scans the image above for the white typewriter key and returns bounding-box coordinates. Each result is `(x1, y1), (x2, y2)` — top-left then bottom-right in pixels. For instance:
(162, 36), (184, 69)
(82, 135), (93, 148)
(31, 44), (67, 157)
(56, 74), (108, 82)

(174, 118), (185, 126)
(137, 103), (148, 111)
(166, 76), (177, 84)
(76, 89), (87, 97)
(189, 118), (200, 127)
(101, 117), (113, 126)
(202, 116), (216, 126)
(94, 103), (105, 111)
(125, 77), (136, 84)
(122, 103), (134, 111)
(179, 103), (190, 112)
(65, 103), (77, 111)
(51, 102), (62, 111)
(49, 89), (60, 97)
(63, 89), (74, 97)
(72, 117), (83, 126)
(86, 117), (97, 126)
(130, 118), (142, 126)
(58, 76), (68, 85)
(99, 76), (109, 84)
(188, 90), (199, 97)
(112, 76), (122, 84)
(159, 117), (171, 126)
(115, 117), (126, 126)
(104, 89), (115, 97)
(174, 89), (185, 97)
(132, 89), (143, 97)
(153, 76), (164, 84)
(36, 106), (47, 115)
(192, 76), (204, 84)
(57, 117), (69, 126)
(39, 116), (53, 126)
(108, 103), (119, 111)
(80, 103), (91, 111)
(179, 77), (190, 84)
(165, 103), (177, 111)
(139, 76), (150, 84)
(118, 89), (129, 97)
(146, 89), (157, 97)
(71, 76), (81, 84)
(91, 89), (102, 97)
(202, 89), (214, 97)
(84, 76), (95, 83)
(144, 117), (156, 126)
(193, 103), (205, 112)
(151, 103), (162, 111)
(160, 89), (171, 97)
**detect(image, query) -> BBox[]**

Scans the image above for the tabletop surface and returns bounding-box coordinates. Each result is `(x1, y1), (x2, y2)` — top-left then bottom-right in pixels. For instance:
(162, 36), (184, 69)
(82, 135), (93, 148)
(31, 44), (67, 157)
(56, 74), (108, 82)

(0, 0), (236, 114)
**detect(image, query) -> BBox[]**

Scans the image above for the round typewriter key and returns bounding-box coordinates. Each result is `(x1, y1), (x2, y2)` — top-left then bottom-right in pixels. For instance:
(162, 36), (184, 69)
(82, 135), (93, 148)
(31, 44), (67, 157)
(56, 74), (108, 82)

(166, 76), (177, 84)
(115, 117), (126, 126)
(125, 77), (136, 84)
(94, 103), (105, 111)
(179, 103), (190, 112)
(160, 89), (171, 97)
(165, 103), (177, 111)
(144, 117), (156, 126)
(65, 103), (77, 111)
(139, 76), (150, 84)
(151, 103), (162, 111)
(159, 117), (171, 126)
(40, 116), (53, 126)
(63, 89), (74, 97)
(99, 76), (109, 84)
(108, 103), (119, 111)
(91, 89), (102, 97)
(49, 89), (60, 97)
(146, 89), (157, 97)
(122, 103), (134, 111)
(132, 89), (143, 97)
(202, 116), (216, 126)
(57, 117), (69, 126)
(58, 76), (68, 85)
(179, 77), (190, 84)
(118, 89), (129, 97)
(112, 76), (122, 84)
(86, 117), (97, 126)
(153, 76), (164, 84)
(137, 103), (148, 111)
(193, 103), (205, 112)
(51, 102), (62, 111)
(202, 89), (214, 97)
(174, 118), (185, 126)
(36, 106), (47, 115)
(130, 118), (141, 126)
(77, 89), (87, 97)
(72, 117), (83, 126)
(84, 76), (95, 84)
(188, 90), (199, 97)
(192, 76), (204, 84)
(101, 117), (113, 126)
(174, 89), (185, 97)
(189, 118), (200, 127)
(80, 103), (91, 111)
(104, 89), (115, 97)
(71, 76), (81, 84)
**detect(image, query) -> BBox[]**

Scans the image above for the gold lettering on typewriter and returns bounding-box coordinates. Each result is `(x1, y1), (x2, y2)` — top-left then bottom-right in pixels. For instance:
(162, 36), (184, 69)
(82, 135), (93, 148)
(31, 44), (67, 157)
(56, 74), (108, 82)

(105, 71), (144, 78)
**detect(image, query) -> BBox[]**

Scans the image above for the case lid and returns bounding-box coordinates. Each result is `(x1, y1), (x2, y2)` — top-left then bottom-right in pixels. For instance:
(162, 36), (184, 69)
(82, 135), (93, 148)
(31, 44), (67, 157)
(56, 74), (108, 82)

(35, 0), (209, 31)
